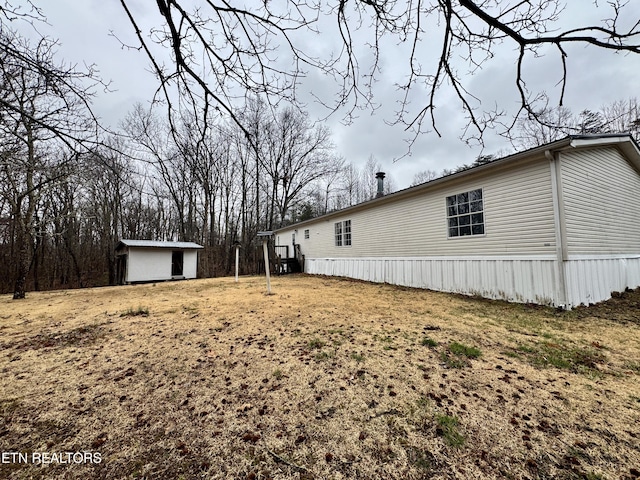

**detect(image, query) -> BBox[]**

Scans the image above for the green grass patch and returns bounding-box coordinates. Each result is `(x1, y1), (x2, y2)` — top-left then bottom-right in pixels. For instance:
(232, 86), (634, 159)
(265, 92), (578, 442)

(416, 396), (430, 409)
(314, 350), (335, 361)
(440, 352), (469, 369)
(515, 341), (607, 374)
(517, 344), (537, 354)
(373, 334), (394, 343)
(435, 414), (465, 447)
(421, 337), (438, 348)
(120, 306), (149, 317)
(307, 338), (325, 350)
(438, 342), (482, 368)
(350, 352), (365, 362)
(448, 342), (482, 359)
(584, 472), (605, 480)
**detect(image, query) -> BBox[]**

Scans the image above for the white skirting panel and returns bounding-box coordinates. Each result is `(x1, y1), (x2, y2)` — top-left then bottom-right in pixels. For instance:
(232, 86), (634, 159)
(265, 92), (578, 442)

(564, 256), (640, 308)
(306, 255), (640, 308)
(305, 256), (560, 306)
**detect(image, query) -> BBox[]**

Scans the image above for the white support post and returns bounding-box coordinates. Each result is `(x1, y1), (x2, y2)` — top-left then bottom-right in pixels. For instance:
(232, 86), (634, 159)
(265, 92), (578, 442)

(235, 245), (240, 283)
(262, 239), (271, 294)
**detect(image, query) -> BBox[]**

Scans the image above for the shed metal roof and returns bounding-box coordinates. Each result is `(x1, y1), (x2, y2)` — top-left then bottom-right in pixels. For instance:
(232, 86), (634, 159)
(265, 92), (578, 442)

(117, 239), (204, 249)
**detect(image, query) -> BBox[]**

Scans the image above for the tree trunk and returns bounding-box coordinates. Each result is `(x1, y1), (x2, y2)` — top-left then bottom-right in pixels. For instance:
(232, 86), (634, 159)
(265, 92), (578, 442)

(13, 233), (30, 299)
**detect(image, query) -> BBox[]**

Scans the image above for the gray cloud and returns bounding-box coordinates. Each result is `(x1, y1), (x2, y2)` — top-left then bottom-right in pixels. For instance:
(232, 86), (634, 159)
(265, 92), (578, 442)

(17, 1), (640, 189)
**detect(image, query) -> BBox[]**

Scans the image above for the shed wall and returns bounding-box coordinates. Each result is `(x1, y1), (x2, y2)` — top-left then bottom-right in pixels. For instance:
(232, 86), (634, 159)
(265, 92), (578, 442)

(183, 250), (199, 279)
(125, 248), (199, 282)
(127, 249), (172, 282)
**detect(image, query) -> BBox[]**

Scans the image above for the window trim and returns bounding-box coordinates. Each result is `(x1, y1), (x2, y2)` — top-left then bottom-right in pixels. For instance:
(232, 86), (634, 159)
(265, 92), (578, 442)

(446, 188), (485, 238)
(343, 220), (351, 246)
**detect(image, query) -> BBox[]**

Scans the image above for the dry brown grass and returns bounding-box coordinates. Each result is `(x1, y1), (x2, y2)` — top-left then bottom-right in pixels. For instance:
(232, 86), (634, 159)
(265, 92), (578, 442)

(1, 275), (639, 480)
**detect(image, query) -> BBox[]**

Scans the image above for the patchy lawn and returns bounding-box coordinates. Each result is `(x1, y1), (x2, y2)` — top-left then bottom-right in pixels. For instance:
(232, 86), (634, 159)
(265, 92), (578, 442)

(0, 275), (639, 479)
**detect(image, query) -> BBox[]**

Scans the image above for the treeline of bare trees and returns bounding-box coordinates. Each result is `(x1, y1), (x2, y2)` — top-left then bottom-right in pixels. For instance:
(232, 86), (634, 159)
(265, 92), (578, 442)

(409, 99), (640, 186)
(0, 24), (397, 296)
(512, 100), (640, 149)
(0, 106), (397, 296)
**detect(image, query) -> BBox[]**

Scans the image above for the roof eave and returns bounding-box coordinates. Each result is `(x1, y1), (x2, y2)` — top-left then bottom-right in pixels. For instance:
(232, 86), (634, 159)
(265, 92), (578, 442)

(274, 134), (638, 233)
(275, 137), (572, 232)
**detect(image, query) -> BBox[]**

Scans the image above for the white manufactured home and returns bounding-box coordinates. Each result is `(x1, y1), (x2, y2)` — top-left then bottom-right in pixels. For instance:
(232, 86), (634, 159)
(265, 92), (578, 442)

(115, 240), (203, 284)
(274, 134), (640, 309)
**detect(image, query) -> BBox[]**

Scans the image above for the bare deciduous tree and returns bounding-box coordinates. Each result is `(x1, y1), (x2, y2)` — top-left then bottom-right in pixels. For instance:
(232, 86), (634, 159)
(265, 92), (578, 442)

(109, 0), (640, 146)
(258, 107), (337, 228)
(0, 28), (99, 299)
(512, 97), (640, 149)
(410, 170), (439, 187)
(2, 1), (638, 151)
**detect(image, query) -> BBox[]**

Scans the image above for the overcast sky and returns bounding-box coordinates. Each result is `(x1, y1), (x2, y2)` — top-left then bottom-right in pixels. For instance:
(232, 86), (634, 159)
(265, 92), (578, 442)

(16, 0), (640, 189)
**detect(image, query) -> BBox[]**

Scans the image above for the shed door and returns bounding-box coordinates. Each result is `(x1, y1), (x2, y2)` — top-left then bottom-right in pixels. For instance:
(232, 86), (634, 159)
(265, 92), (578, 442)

(171, 251), (184, 276)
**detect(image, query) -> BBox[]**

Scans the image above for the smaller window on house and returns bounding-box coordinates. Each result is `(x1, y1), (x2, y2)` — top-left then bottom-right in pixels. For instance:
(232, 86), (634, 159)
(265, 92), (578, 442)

(304, 229), (310, 239)
(344, 220), (351, 246)
(446, 188), (484, 238)
(335, 222), (343, 246)
(335, 220), (351, 247)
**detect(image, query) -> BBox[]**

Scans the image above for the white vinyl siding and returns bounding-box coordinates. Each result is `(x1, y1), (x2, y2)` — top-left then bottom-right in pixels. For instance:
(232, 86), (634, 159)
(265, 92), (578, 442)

(279, 157), (556, 258)
(560, 147), (640, 255)
(275, 140), (640, 308)
(306, 256), (560, 306)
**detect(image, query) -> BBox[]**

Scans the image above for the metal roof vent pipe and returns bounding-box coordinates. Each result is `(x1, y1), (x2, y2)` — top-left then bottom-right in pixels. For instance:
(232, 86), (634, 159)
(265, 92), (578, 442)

(376, 171), (385, 198)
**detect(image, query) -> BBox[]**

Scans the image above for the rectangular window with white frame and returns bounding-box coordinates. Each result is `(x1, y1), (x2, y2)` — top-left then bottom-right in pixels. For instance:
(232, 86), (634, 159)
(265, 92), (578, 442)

(446, 189), (484, 237)
(344, 220), (351, 246)
(334, 220), (351, 246)
(304, 229), (310, 239)
(334, 222), (343, 246)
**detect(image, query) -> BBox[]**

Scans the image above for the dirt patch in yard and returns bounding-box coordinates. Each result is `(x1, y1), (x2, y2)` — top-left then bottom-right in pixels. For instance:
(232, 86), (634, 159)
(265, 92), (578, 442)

(573, 287), (640, 325)
(0, 275), (639, 479)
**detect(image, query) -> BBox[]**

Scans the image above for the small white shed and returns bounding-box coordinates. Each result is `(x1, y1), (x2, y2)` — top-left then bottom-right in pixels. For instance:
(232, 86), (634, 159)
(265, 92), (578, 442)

(115, 240), (203, 284)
